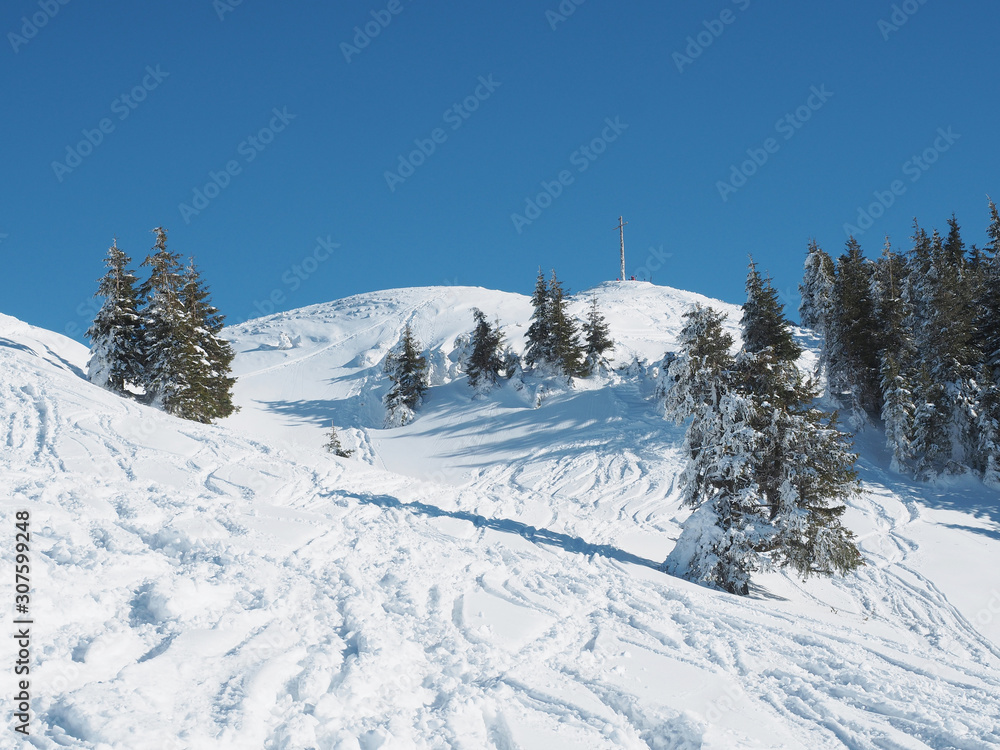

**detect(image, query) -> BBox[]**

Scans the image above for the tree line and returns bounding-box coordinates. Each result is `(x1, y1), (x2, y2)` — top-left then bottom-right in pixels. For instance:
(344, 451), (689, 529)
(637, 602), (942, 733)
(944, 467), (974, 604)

(799, 199), (1000, 486)
(86, 227), (237, 423)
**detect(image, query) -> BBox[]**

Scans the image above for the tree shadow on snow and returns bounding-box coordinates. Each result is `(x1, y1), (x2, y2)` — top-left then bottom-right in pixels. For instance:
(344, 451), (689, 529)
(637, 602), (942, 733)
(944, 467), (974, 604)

(348, 491), (663, 571)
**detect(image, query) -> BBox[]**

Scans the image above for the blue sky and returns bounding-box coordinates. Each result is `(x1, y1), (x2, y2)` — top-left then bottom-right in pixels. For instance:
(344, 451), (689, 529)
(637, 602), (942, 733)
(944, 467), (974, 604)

(2, 0), (997, 340)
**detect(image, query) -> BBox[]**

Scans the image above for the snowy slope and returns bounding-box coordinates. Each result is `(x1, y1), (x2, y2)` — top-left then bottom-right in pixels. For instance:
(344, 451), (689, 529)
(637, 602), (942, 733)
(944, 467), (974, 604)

(2, 285), (1000, 749)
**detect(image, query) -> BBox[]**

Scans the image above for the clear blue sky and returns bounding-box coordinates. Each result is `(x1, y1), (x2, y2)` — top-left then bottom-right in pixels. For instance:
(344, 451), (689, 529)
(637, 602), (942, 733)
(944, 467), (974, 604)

(2, 0), (997, 340)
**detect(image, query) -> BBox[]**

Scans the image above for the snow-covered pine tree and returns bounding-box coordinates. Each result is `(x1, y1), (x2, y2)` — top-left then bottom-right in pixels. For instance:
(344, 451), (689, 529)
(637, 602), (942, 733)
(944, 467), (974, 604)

(827, 237), (882, 423)
(524, 269), (553, 370)
(872, 236), (916, 472)
(547, 270), (585, 378)
(978, 198), (1000, 374)
(908, 228), (977, 477)
(176, 260), (237, 422)
(581, 296), (614, 375)
(384, 323), (429, 425)
(325, 421), (353, 458)
(86, 238), (143, 394)
(466, 308), (505, 391)
(665, 304), (769, 595)
(798, 240), (835, 332)
(137, 227), (189, 413)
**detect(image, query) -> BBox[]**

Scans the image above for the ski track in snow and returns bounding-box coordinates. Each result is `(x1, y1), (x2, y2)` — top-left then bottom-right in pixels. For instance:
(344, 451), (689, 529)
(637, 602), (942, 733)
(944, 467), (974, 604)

(1, 287), (999, 749)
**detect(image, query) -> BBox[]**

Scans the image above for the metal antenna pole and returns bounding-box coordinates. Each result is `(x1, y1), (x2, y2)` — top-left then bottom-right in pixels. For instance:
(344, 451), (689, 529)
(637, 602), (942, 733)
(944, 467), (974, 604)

(615, 216), (628, 280)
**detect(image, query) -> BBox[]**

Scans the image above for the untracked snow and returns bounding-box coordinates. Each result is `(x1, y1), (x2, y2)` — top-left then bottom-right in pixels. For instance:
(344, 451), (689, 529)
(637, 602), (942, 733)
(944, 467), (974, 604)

(1, 283), (999, 749)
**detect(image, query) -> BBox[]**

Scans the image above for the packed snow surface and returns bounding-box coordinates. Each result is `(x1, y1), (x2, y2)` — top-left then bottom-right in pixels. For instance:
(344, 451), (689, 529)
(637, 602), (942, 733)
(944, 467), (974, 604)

(2, 282), (999, 749)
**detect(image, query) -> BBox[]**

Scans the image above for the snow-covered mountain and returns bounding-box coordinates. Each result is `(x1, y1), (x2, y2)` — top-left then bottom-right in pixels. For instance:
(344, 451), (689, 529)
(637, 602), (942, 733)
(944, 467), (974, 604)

(2, 283), (999, 749)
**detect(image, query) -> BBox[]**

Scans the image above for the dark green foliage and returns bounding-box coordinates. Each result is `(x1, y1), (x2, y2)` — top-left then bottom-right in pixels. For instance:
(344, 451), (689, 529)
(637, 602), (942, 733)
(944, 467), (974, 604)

(581, 297), (614, 374)
(523, 268), (585, 379)
(668, 290), (863, 595)
(547, 271), (585, 378)
(86, 239), (142, 393)
(384, 323), (429, 424)
(803, 201), (1000, 485)
(325, 422), (354, 458)
(466, 308), (505, 390)
(174, 261), (238, 422)
(742, 258), (802, 364)
(827, 237), (882, 420)
(524, 270), (552, 369)
(138, 227), (188, 412)
(90, 227), (238, 423)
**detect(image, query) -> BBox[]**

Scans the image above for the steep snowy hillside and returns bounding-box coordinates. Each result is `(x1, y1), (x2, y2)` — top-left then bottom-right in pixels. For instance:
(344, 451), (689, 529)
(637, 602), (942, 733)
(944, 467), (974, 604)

(2, 285), (1000, 749)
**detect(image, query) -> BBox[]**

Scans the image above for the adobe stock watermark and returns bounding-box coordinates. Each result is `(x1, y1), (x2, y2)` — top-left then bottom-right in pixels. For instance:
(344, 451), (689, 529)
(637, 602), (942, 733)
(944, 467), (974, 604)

(546, 0), (587, 31)
(716, 85), (833, 203)
(384, 75), (501, 192)
(878, 0), (929, 41)
(8, 0), (72, 54)
(51, 65), (170, 183)
(213, 0), (244, 21)
(178, 107), (296, 224)
(241, 235), (339, 321)
(341, 0), (408, 63)
(673, 0), (751, 73)
(510, 116), (628, 234)
(631, 245), (673, 282)
(973, 589), (1000, 629)
(842, 126), (959, 238)
(0, 232), (7, 246)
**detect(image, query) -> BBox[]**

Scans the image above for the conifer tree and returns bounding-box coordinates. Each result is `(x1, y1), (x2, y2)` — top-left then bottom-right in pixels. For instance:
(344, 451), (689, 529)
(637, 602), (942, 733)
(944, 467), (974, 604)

(384, 323), (429, 425)
(137, 227), (188, 412)
(668, 289), (863, 594)
(176, 260), (237, 422)
(581, 297), (614, 375)
(466, 308), (505, 390)
(547, 270), (585, 378)
(741, 259), (802, 407)
(325, 421), (353, 458)
(979, 198), (1000, 372)
(666, 305), (768, 596)
(87, 238), (142, 394)
(524, 270), (553, 369)
(827, 237), (882, 422)
(798, 241), (835, 332)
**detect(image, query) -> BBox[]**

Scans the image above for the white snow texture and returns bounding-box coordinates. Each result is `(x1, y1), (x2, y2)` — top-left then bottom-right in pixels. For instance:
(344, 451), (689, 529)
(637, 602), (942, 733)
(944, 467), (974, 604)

(2, 281), (999, 749)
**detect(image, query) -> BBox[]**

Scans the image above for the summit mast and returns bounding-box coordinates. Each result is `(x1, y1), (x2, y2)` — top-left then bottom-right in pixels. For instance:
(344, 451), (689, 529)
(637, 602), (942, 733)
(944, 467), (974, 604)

(615, 216), (628, 280)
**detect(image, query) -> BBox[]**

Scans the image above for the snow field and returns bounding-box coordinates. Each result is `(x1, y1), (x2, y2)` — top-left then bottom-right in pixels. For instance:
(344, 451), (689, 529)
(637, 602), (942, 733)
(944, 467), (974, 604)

(2, 285), (999, 748)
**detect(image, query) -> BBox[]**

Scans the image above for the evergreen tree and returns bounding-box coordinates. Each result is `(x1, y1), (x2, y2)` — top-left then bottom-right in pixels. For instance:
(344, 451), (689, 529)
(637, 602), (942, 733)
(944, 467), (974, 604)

(524, 269), (553, 369)
(466, 308), (505, 391)
(137, 227), (188, 412)
(176, 260), (237, 422)
(798, 241), (835, 332)
(86, 238), (142, 394)
(325, 421), (354, 458)
(384, 323), (429, 425)
(668, 292), (863, 594)
(547, 270), (585, 378)
(666, 305), (768, 595)
(827, 237), (882, 422)
(581, 296), (614, 375)
(907, 227), (977, 477)
(979, 198), (1000, 373)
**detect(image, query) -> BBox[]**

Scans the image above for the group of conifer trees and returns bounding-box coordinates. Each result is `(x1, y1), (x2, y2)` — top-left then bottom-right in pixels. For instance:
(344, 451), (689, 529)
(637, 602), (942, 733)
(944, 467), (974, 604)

(86, 227), (237, 423)
(381, 269), (614, 425)
(799, 200), (1000, 486)
(524, 269), (613, 378)
(666, 263), (863, 595)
